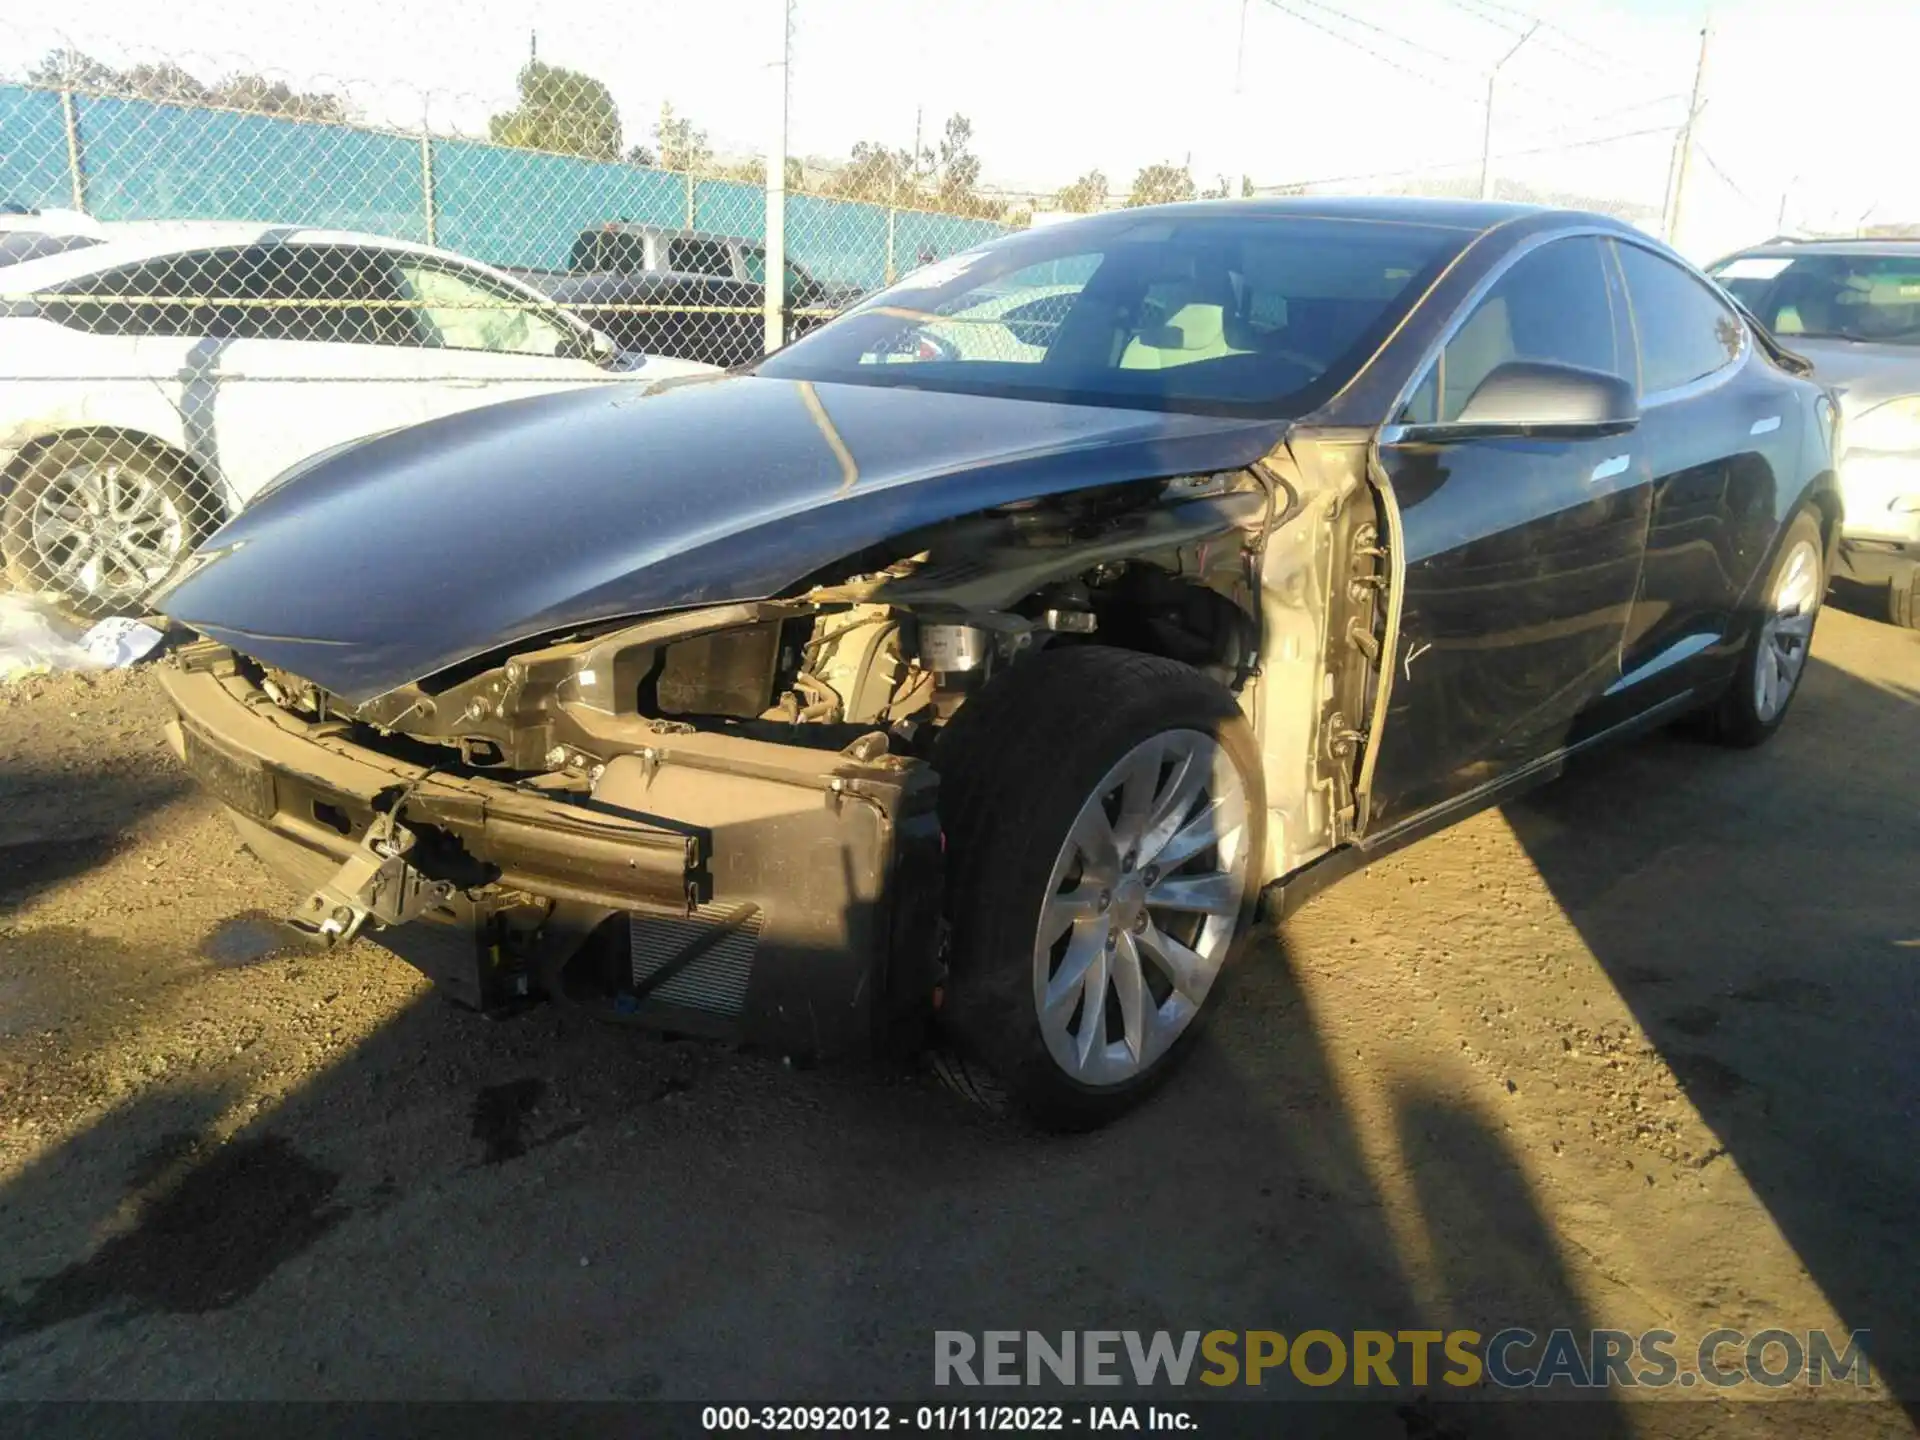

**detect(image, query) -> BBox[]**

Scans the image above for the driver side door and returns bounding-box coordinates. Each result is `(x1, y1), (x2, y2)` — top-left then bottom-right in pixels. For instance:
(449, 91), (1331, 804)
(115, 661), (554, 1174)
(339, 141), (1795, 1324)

(1364, 235), (1653, 832)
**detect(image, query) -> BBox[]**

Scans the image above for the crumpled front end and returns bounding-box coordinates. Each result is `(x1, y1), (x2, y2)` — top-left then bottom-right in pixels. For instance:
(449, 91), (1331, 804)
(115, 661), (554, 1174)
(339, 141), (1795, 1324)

(159, 466), (1303, 1053)
(160, 639), (942, 1054)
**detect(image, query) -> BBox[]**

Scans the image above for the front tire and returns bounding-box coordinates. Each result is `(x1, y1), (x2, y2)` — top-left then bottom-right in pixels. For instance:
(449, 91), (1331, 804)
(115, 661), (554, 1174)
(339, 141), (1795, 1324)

(2, 438), (211, 619)
(934, 647), (1266, 1130)
(1701, 509), (1825, 747)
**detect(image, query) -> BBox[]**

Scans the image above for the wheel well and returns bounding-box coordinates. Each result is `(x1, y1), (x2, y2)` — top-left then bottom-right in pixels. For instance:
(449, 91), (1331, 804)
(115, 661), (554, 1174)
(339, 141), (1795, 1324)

(1031, 563), (1258, 682)
(1, 427), (222, 513)
(1804, 476), (1843, 571)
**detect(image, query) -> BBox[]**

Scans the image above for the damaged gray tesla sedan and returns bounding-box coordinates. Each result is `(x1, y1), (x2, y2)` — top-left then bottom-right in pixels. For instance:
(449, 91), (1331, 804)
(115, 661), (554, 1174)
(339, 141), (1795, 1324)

(154, 198), (1839, 1127)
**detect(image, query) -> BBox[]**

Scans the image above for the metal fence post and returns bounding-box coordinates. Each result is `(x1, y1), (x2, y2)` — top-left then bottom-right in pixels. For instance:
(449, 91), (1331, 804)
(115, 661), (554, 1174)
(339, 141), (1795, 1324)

(885, 206), (897, 286)
(59, 89), (87, 213)
(763, 0), (793, 355)
(420, 132), (437, 246)
(684, 171), (697, 231)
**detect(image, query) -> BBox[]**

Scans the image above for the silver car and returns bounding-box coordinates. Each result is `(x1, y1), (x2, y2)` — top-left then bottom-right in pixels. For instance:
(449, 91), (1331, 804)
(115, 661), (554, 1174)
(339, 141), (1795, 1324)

(1710, 238), (1920, 627)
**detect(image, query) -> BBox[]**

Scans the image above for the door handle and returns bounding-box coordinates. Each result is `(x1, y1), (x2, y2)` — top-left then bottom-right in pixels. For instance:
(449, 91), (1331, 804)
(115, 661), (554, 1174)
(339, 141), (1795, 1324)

(1589, 454), (1631, 483)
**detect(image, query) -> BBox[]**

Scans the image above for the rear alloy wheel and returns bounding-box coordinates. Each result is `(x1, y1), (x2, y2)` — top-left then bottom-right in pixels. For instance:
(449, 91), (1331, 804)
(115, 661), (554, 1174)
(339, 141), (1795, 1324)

(1702, 509), (1825, 747)
(934, 647), (1265, 1129)
(2, 439), (208, 618)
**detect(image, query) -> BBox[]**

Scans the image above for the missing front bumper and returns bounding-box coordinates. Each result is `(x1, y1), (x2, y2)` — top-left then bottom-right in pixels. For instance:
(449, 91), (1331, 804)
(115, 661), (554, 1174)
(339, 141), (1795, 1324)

(159, 658), (945, 1054)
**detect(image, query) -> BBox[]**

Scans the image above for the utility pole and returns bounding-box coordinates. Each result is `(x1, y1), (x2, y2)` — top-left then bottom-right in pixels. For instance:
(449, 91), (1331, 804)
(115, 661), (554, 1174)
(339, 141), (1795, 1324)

(1232, 0), (1250, 197)
(1665, 21), (1711, 245)
(764, 0), (793, 356)
(1478, 22), (1538, 201)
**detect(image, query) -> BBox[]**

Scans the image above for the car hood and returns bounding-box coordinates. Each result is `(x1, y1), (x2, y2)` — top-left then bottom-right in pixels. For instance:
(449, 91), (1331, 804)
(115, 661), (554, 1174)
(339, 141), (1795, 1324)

(1785, 337), (1920, 416)
(157, 374), (1285, 703)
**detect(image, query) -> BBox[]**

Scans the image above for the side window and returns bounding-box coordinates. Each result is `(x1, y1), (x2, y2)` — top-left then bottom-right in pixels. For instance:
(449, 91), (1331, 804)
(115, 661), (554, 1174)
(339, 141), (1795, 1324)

(393, 259), (572, 357)
(1414, 236), (1622, 423)
(1612, 241), (1744, 397)
(667, 238), (733, 276)
(745, 250), (812, 298)
(222, 245), (413, 346)
(45, 250), (240, 338)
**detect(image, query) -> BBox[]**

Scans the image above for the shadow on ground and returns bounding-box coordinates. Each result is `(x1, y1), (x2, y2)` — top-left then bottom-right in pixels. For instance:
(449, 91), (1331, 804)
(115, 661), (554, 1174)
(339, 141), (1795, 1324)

(1505, 648), (1919, 1415)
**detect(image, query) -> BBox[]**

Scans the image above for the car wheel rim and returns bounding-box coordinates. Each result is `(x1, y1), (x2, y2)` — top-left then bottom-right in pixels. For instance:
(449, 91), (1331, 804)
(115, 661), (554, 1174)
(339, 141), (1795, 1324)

(1754, 537), (1820, 723)
(29, 460), (185, 606)
(1031, 728), (1250, 1088)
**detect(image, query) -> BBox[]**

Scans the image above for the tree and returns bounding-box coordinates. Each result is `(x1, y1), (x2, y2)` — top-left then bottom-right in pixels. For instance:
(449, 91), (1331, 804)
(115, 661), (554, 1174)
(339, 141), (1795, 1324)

(120, 62), (211, 104)
(1127, 162), (1197, 207)
(653, 101), (711, 174)
(821, 140), (924, 205)
(27, 48), (123, 91)
(28, 47), (349, 121)
(488, 61), (621, 160)
(213, 73), (348, 124)
(1054, 169), (1108, 214)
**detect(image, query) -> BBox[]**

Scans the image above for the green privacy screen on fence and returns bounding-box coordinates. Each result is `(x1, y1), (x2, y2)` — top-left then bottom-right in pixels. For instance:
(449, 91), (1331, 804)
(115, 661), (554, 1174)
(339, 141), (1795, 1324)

(0, 84), (1010, 293)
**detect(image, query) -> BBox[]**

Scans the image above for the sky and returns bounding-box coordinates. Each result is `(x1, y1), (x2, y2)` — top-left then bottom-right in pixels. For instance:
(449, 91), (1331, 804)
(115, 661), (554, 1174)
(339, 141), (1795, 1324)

(3, 0), (1915, 261)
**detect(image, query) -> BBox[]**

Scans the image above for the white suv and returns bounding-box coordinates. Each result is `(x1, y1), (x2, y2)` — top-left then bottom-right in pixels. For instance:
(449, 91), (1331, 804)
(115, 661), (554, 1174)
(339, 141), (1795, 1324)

(0, 222), (717, 613)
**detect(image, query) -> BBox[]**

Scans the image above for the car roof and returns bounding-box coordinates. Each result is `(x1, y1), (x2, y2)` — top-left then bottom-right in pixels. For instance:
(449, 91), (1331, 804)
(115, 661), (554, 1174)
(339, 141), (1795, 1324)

(0, 220), (547, 299)
(1717, 237), (1920, 262)
(1094, 194), (1575, 232)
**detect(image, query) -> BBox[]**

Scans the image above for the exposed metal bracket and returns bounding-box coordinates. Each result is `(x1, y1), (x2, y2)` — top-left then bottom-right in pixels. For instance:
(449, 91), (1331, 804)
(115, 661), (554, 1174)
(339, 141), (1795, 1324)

(287, 822), (455, 948)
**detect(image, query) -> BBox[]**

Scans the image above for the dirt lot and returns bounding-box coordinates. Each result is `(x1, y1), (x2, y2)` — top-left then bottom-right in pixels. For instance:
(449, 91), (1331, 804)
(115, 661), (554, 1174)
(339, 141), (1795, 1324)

(0, 604), (1914, 1435)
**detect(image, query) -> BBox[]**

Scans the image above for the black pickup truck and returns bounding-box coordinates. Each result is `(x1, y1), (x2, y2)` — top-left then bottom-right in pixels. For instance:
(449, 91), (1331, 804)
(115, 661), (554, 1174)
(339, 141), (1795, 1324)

(509, 224), (862, 366)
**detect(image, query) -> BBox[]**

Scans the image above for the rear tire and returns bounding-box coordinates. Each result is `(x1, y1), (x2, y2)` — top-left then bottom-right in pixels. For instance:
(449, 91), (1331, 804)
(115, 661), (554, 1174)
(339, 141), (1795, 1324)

(1888, 566), (1919, 630)
(932, 647), (1265, 1130)
(1700, 508), (1824, 748)
(2, 437), (213, 619)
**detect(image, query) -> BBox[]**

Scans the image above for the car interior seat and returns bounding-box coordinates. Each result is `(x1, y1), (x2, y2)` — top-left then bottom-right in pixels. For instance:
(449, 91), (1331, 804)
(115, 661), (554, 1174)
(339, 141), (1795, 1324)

(1118, 271), (1251, 370)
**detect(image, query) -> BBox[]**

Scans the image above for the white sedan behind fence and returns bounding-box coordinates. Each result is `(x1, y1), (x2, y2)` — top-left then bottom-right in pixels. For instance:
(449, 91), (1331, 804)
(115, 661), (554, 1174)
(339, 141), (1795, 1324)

(0, 218), (717, 615)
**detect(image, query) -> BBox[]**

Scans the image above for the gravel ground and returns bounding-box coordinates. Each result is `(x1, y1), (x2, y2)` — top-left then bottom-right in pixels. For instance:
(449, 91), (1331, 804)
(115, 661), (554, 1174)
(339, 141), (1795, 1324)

(0, 605), (1914, 1437)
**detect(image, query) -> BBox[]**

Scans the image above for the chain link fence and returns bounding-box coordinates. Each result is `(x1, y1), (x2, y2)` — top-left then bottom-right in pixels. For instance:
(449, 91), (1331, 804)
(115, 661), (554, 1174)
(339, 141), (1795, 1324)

(0, 10), (1021, 614)
(0, 2), (1807, 616)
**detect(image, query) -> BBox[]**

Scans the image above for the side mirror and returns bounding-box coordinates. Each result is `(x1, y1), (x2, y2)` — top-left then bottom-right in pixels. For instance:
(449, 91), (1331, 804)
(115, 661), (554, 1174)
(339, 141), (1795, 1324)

(589, 331), (619, 364)
(1407, 360), (1639, 441)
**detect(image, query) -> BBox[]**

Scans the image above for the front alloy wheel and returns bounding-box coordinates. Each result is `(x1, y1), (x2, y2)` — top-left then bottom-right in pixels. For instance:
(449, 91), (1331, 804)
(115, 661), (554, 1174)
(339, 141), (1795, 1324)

(1034, 730), (1250, 1086)
(934, 647), (1266, 1129)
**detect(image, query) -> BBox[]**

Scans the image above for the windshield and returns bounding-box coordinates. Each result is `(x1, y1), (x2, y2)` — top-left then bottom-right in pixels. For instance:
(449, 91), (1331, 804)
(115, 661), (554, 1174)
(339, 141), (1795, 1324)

(756, 212), (1464, 415)
(1711, 252), (1920, 347)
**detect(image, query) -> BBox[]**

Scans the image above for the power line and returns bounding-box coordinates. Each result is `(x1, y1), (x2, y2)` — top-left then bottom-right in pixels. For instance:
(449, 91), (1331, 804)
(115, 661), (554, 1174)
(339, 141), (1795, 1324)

(1444, 0), (1677, 88)
(1695, 144), (1764, 211)
(1259, 0), (1484, 102)
(1290, 0), (1478, 69)
(1251, 121), (1679, 193)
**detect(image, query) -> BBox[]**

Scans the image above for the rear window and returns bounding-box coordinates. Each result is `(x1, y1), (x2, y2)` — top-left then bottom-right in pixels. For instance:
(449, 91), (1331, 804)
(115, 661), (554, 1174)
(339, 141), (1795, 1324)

(757, 212), (1463, 416)
(1711, 251), (1920, 347)
(571, 230), (649, 274)
(667, 238), (734, 276)
(0, 232), (103, 268)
